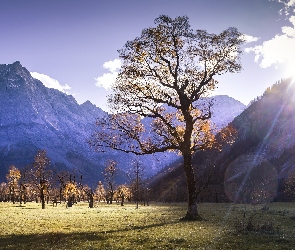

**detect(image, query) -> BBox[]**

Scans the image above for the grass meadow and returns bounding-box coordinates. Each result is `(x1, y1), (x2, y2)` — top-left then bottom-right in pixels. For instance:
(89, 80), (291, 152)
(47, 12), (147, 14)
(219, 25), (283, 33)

(0, 201), (295, 249)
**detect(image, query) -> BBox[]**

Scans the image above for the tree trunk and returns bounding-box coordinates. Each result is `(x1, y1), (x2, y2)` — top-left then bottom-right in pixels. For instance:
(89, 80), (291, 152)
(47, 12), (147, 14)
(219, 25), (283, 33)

(67, 196), (73, 207)
(121, 194), (124, 206)
(59, 187), (62, 203)
(40, 188), (45, 209)
(19, 187), (22, 206)
(89, 193), (94, 208)
(12, 187), (15, 204)
(182, 152), (202, 220)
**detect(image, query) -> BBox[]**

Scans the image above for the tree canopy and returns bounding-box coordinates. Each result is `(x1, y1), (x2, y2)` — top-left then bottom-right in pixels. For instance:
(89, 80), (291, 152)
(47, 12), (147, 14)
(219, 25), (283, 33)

(91, 15), (244, 220)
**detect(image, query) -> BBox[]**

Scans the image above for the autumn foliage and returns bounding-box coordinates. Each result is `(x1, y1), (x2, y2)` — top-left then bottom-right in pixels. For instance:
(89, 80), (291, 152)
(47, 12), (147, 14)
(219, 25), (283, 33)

(90, 15), (244, 220)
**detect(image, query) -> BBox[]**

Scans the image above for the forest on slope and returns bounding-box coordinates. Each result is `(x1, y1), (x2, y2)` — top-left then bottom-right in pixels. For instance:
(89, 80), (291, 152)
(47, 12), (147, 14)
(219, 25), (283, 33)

(148, 78), (295, 203)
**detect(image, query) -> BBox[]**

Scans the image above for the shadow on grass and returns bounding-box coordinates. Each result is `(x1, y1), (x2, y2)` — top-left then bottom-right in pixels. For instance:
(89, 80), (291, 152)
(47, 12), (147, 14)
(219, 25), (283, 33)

(0, 232), (106, 250)
(0, 221), (181, 249)
(0, 221), (293, 250)
(11, 205), (38, 209)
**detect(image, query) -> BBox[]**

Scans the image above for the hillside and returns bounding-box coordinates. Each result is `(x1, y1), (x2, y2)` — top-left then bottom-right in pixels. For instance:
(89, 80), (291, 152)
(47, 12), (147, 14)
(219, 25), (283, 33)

(148, 78), (295, 203)
(0, 61), (107, 184)
(0, 61), (246, 186)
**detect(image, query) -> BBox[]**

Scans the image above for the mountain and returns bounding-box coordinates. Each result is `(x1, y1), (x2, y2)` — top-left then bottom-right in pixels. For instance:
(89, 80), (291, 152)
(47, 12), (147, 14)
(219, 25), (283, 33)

(0, 61), (246, 186)
(202, 95), (246, 129)
(0, 61), (109, 184)
(139, 94), (246, 175)
(148, 78), (295, 203)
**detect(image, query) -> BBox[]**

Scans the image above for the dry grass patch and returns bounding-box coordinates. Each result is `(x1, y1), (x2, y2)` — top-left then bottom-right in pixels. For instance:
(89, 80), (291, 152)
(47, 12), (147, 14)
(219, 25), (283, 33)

(0, 202), (294, 249)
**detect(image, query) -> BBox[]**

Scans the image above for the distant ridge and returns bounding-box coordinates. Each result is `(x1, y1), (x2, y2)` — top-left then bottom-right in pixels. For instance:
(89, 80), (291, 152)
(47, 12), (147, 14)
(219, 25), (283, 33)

(0, 61), (246, 186)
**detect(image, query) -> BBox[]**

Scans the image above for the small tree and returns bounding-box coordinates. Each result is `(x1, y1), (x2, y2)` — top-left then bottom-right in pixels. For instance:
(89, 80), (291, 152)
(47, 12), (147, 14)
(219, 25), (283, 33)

(53, 170), (71, 203)
(79, 184), (95, 208)
(95, 181), (106, 202)
(28, 150), (52, 209)
(116, 184), (131, 206)
(18, 166), (30, 205)
(63, 182), (79, 207)
(90, 15), (243, 220)
(0, 182), (8, 202)
(104, 159), (117, 204)
(86, 187), (95, 208)
(6, 165), (21, 204)
(129, 160), (145, 209)
(284, 170), (295, 201)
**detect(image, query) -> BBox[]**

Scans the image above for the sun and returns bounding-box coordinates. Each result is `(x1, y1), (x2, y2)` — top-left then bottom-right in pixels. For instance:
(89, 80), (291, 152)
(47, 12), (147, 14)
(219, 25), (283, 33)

(283, 61), (295, 80)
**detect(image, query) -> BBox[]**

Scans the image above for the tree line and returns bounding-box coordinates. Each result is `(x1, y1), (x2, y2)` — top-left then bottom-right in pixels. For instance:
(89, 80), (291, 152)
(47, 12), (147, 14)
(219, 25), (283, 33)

(0, 150), (150, 209)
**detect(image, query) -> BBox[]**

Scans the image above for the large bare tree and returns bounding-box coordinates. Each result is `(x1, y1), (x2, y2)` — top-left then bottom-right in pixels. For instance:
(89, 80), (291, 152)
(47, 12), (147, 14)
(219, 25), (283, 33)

(90, 15), (244, 220)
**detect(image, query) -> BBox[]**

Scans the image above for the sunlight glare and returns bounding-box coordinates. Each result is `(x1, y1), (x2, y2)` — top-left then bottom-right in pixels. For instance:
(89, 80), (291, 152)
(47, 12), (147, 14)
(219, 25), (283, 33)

(283, 61), (295, 81)
(224, 154), (278, 204)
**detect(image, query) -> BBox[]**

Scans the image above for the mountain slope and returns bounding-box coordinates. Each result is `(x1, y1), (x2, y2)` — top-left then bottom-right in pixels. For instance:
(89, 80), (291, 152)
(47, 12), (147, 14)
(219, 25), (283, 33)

(148, 78), (295, 203)
(0, 61), (107, 184)
(0, 61), (246, 186)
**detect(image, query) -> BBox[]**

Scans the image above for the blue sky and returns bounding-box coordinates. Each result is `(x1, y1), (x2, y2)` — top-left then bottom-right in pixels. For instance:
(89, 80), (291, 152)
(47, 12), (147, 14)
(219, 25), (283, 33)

(1, 0), (294, 111)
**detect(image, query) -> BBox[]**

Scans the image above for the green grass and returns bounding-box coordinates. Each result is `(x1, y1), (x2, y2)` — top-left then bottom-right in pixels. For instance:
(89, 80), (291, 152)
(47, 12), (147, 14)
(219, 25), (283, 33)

(0, 202), (295, 249)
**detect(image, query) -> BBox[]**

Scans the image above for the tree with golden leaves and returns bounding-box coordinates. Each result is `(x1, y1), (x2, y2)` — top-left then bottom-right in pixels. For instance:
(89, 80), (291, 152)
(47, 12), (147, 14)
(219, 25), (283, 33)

(104, 159), (118, 204)
(53, 170), (71, 203)
(90, 15), (243, 220)
(6, 165), (21, 204)
(115, 184), (131, 206)
(63, 182), (79, 207)
(29, 150), (52, 209)
(95, 181), (106, 202)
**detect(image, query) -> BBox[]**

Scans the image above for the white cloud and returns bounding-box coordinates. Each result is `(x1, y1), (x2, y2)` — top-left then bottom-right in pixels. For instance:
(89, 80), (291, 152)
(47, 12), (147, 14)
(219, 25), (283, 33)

(287, 0), (295, 7)
(277, 0), (295, 7)
(276, 0), (295, 15)
(241, 34), (260, 43)
(245, 15), (295, 76)
(282, 16), (295, 36)
(31, 72), (71, 93)
(95, 59), (121, 90)
(103, 59), (121, 73)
